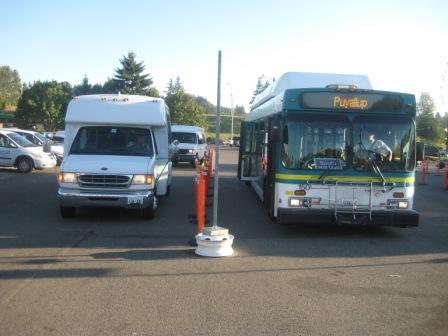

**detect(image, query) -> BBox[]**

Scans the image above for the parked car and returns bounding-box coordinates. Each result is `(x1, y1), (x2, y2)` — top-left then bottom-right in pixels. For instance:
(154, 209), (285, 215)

(424, 145), (440, 158)
(0, 130), (57, 173)
(2, 128), (64, 164)
(171, 125), (207, 167)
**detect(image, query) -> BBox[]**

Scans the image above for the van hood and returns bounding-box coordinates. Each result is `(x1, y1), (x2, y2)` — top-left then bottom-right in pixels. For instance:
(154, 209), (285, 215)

(25, 146), (46, 155)
(61, 155), (154, 174)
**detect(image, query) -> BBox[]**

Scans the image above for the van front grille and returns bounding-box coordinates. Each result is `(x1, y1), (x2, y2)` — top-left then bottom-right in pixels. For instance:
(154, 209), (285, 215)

(78, 174), (132, 188)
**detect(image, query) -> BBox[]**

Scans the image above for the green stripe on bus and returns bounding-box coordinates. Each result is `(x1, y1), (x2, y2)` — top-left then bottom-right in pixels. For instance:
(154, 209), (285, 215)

(275, 173), (415, 183)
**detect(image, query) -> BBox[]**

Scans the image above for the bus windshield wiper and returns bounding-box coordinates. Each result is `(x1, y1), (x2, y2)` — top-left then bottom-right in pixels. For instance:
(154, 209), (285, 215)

(358, 140), (386, 182)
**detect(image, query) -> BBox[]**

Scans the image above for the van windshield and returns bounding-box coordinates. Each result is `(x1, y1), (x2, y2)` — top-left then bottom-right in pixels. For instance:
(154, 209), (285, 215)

(172, 132), (197, 144)
(8, 133), (36, 147)
(70, 126), (154, 157)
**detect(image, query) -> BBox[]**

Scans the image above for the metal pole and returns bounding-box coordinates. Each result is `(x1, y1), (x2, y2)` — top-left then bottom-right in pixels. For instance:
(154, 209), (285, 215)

(230, 87), (234, 145)
(212, 50), (222, 229)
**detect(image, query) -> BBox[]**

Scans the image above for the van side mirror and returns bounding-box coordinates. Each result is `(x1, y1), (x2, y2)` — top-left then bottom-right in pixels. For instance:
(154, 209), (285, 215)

(416, 142), (424, 162)
(172, 139), (179, 147)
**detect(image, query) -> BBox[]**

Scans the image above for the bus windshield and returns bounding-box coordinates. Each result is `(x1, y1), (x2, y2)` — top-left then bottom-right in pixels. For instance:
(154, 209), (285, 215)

(353, 116), (415, 172)
(282, 115), (350, 170)
(281, 114), (415, 172)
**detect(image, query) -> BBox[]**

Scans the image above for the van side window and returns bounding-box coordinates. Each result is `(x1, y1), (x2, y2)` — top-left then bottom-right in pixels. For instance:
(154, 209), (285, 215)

(0, 135), (8, 147)
(198, 133), (205, 144)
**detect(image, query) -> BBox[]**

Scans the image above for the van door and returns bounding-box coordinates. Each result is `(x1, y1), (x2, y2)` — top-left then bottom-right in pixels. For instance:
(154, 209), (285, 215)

(238, 121), (258, 181)
(0, 134), (14, 166)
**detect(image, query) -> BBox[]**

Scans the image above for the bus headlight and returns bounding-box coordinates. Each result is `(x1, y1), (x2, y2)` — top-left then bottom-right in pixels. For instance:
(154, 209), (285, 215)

(132, 174), (153, 185)
(57, 172), (77, 183)
(289, 197), (312, 207)
(387, 199), (408, 209)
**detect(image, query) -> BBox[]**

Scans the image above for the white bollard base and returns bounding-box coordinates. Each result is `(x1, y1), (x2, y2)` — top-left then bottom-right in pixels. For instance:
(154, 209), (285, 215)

(195, 233), (234, 257)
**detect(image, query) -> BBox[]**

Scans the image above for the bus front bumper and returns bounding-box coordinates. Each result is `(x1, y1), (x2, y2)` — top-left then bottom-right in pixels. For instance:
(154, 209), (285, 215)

(277, 208), (419, 227)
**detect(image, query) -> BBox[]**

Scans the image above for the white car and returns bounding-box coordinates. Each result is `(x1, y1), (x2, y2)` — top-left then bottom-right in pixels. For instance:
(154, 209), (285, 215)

(0, 130), (57, 173)
(2, 128), (64, 164)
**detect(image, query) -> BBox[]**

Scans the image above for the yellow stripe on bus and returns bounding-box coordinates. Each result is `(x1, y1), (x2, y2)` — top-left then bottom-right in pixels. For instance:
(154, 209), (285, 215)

(275, 174), (415, 183)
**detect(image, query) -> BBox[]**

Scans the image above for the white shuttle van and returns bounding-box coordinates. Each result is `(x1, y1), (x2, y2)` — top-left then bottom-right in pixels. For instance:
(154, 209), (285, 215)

(57, 94), (173, 219)
(171, 125), (207, 167)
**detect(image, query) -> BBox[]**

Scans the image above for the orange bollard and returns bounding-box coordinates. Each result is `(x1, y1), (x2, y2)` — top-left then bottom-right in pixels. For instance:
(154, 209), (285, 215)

(435, 161), (441, 176)
(195, 173), (206, 233)
(419, 161), (427, 185)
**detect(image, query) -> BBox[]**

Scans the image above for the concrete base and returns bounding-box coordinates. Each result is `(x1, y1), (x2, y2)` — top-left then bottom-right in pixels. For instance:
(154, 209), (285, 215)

(195, 232), (234, 257)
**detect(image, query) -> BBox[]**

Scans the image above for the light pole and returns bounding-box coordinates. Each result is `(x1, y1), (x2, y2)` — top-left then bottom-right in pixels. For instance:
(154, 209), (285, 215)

(230, 86), (234, 146)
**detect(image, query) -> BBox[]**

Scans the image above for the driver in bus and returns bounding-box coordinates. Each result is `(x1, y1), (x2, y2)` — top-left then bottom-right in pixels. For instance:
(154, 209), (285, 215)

(367, 133), (393, 161)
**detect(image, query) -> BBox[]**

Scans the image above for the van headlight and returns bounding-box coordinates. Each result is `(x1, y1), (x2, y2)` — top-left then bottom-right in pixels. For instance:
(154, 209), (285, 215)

(57, 172), (77, 183)
(188, 149), (197, 154)
(132, 174), (153, 185)
(387, 199), (409, 209)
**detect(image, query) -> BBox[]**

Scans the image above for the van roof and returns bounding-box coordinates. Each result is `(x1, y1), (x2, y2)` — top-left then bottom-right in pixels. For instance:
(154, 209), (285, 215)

(171, 125), (204, 133)
(65, 94), (168, 126)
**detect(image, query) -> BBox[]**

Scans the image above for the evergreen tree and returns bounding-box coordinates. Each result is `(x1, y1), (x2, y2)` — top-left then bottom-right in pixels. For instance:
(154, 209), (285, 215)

(174, 76), (184, 94)
(113, 51), (153, 95)
(165, 76), (184, 97)
(102, 78), (119, 94)
(73, 75), (92, 96)
(249, 77), (271, 104)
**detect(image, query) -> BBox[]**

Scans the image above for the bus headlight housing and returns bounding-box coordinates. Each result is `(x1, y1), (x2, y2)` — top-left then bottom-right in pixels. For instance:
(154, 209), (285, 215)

(289, 197), (312, 208)
(387, 199), (409, 209)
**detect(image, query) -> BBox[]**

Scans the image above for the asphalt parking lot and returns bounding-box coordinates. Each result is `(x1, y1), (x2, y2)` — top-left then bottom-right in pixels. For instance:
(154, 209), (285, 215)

(1, 148), (448, 336)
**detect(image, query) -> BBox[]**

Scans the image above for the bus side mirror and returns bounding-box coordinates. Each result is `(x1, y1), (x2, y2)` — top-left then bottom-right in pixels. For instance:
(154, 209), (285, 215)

(271, 120), (281, 142)
(416, 142), (424, 162)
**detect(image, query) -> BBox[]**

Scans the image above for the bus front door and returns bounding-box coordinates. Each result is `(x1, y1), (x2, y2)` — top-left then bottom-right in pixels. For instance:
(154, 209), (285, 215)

(238, 121), (258, 181)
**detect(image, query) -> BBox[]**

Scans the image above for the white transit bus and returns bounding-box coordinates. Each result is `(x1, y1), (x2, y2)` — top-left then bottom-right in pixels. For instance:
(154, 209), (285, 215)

(238, 72), (420, 227)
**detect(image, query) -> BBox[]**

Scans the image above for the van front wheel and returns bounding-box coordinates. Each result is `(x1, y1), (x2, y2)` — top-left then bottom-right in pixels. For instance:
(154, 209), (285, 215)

(60, 206), (76, 218)
(17, 157), (33, 173)
(141, 201), (155, 220)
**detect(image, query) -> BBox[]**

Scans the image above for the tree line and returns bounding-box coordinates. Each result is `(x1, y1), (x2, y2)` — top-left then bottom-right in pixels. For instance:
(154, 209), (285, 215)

(2, 57), (447, 146)
(0, 52), (245, 131)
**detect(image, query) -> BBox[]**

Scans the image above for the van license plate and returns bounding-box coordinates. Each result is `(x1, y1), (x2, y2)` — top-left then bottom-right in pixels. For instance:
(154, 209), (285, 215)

(128, 196), (144, 205)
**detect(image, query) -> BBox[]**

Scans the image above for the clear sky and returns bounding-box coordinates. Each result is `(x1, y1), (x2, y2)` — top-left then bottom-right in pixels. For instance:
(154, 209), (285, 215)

(1, 0), (448, 113)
